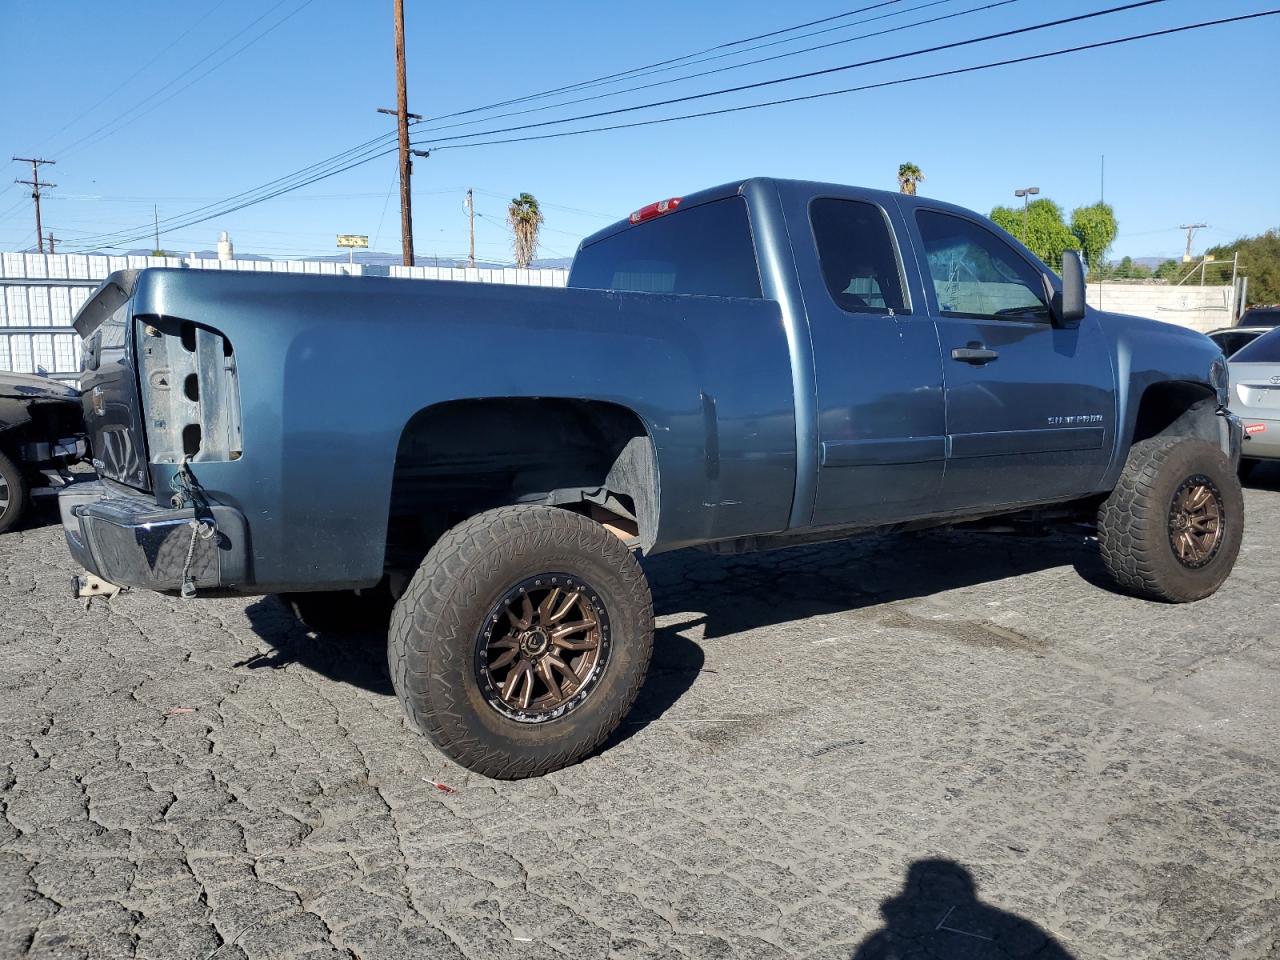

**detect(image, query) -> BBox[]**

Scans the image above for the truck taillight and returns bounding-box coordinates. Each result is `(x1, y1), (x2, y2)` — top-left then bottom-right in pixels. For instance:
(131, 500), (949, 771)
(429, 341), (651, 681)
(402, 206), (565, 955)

(628, 197), (682, 225)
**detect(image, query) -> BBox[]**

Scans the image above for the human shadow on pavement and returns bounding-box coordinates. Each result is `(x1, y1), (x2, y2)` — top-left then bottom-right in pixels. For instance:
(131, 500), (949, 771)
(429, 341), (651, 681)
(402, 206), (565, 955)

(240, 597), (705, 736)
(852, 859), (1075, 959)
(643, 526), (1103, 640)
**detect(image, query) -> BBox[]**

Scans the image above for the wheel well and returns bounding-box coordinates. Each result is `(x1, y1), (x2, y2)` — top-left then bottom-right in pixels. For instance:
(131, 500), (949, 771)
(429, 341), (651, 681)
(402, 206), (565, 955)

(1131, 381), (1219, 446)
(385, 398), (658, 573)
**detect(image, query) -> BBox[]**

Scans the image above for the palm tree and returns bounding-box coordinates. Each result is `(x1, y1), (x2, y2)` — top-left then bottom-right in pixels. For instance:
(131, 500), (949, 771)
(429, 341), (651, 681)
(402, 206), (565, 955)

(897, 163), (925, 196)
(507, 192), (544, 268)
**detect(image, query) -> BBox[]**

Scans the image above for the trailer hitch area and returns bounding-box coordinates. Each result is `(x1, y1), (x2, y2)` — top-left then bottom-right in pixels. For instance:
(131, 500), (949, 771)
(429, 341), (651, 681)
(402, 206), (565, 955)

(71, 572), (126, 609)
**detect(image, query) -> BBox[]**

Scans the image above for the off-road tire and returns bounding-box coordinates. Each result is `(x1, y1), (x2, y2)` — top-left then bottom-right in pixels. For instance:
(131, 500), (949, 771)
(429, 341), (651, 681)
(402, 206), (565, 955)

(283, 584), (395, 634)
(1097, 437), (1243, 602)
(388, 504), (653, 779)
(0, 450), (28, 535)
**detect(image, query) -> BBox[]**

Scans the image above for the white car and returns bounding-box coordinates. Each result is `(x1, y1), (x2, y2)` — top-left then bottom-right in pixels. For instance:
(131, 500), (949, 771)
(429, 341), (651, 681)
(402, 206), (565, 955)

(1228, 326), (1280, 476)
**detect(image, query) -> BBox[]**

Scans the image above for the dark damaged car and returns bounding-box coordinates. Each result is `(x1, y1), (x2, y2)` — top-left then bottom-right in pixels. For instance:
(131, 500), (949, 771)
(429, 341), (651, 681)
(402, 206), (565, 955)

(0, 372), (86, 533)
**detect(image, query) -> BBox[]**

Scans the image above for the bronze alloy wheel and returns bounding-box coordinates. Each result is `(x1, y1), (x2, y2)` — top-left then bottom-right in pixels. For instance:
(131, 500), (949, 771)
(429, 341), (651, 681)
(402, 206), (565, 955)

(475, 574), (612, 723)
(1167, 474), (1226, 569)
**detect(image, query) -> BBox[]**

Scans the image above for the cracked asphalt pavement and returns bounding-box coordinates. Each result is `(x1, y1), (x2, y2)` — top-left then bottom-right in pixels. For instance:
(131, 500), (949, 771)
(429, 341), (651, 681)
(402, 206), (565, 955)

(3, 472), (1280, 960)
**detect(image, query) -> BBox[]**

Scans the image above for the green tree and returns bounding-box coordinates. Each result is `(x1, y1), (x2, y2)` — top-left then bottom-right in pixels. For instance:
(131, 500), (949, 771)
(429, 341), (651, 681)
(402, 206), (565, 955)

(897, 162), (925, 196)
(1206, 228), (1280, 305)
(1069, 202), (1117, 272)
(1154, 259), (1183, 282)
(507, 192), (544, 268)
(990, 198), (1080, 265)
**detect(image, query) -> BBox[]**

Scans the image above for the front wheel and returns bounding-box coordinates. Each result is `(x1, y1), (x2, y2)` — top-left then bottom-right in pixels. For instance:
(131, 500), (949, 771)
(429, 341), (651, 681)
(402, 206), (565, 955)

(389, 505), (653, 779)
(1097, 437), (1243, 602)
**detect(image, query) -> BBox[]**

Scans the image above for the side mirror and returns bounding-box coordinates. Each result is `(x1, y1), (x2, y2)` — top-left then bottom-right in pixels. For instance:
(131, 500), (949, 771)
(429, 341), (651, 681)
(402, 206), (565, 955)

(1054, 251), (1086, 328)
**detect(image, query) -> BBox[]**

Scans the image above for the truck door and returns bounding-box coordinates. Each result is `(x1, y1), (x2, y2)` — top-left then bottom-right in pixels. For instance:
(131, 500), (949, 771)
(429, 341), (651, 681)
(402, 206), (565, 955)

(791, 195), (947, 528)
(909, 207), (1116, 510)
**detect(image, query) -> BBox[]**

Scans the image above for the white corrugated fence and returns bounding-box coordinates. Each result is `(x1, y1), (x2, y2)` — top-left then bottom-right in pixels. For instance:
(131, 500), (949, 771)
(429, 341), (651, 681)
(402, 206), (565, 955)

(0, 252), (569, 380)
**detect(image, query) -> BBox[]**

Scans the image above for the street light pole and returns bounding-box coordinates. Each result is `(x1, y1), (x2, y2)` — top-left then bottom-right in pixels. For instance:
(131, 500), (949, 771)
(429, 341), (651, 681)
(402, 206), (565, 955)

(1013, 186), (1039, 243)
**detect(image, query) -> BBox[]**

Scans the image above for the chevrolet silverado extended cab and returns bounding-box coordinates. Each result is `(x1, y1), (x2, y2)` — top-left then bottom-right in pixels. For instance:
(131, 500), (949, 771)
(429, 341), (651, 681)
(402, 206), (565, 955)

(62, 178), (1243, 778)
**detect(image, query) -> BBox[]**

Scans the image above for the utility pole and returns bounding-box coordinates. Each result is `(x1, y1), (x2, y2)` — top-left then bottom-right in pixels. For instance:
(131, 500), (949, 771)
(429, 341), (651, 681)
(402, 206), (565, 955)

(1180, 223), (1207, 263)
(14, 157), (55, 254)
(465, 188), (475, 267)
(377, 0), (417, 267)
(45, 232), (57, 254)
(153, 204), (161, 254)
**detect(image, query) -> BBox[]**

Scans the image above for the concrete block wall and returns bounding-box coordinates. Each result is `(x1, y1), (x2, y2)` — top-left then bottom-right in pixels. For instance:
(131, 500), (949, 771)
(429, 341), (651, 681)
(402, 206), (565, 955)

(1086, 282), (1235, 334)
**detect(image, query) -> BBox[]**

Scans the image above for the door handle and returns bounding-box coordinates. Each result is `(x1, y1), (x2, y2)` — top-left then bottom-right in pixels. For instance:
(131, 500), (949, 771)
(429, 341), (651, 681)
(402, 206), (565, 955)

(951, 343), (999, 364)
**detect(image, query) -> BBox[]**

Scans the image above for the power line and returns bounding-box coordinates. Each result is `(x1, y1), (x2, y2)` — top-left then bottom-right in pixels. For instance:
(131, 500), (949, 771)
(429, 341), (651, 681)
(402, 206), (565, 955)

(423, 9), (1278, 153)
(57, 0), (316, 160)
(50, 0), (991, 251)
(34, 0), (232, 153)
(66, 146), (397, 251)
(414, 0), (1015, 139)
(67, 132), (400, 248)
(416, 0), (1172, 148)
(427, 0), (913, 125)
(64, 6), (1272, 254)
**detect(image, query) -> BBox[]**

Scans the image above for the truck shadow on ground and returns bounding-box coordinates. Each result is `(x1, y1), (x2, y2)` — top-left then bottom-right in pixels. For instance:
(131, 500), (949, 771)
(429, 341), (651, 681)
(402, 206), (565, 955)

(851, 858), (1075, 958)
(239, 597), (705, 740)
(643, 526), (1110, 640)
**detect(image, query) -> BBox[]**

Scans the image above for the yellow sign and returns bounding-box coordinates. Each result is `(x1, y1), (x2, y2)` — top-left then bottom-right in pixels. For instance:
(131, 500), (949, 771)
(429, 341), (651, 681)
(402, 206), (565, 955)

(336, 234), (369, 248)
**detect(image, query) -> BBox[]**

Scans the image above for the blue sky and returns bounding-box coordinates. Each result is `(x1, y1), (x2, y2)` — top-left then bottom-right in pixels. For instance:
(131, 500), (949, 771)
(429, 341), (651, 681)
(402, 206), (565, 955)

(0, 0), (1276, 263)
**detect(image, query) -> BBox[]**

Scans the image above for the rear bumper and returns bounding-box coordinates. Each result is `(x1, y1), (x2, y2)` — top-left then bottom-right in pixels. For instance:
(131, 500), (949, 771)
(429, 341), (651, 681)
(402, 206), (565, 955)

(59, 478), (250, 593)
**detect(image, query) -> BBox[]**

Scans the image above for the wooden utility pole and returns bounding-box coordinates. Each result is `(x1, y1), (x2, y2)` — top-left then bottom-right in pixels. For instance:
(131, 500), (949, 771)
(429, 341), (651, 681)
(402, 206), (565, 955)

(393, 0), (413, 267)
(1180, 223), (1207, 262)
(466, 188), (475, 267)
(14, 157), (55, 254)
(46, 232), (57, 254)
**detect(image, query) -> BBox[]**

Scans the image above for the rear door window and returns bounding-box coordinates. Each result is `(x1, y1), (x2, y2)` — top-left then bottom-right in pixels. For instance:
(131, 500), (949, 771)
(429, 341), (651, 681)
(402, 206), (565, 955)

(809, 198), (907, 315)
(569, 197), (762, 298)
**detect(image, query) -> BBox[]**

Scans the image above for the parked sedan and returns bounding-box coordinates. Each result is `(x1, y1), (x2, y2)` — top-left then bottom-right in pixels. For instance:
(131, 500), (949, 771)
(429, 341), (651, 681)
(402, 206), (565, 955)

(1228, 326), (1280, 476)
(0, 372), (87, 533)
(1208, 326), (1272, 358)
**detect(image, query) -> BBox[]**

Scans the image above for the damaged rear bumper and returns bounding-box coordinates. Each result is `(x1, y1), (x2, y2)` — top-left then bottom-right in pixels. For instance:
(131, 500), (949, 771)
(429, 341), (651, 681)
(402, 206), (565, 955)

(59, 478), (250, 593)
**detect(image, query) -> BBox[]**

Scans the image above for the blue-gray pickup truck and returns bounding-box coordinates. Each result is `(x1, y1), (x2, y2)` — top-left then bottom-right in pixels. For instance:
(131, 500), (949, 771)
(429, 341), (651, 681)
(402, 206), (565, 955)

(63, 178), (1243, 778)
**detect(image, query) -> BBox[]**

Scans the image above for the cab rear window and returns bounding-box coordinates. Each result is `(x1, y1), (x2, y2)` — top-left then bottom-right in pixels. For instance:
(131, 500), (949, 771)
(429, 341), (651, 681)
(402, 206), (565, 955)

(569, 197), (762, 299)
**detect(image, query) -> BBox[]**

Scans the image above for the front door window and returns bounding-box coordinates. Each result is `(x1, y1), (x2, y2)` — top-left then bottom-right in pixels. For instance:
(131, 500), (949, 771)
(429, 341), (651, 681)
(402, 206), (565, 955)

(916, 211), (1051, 322)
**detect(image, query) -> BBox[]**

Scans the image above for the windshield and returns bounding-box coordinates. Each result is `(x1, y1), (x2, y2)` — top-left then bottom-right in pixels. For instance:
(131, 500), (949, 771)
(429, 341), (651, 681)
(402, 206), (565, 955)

(569, 197), (762, 298)
(1230, 326), (1280, 363)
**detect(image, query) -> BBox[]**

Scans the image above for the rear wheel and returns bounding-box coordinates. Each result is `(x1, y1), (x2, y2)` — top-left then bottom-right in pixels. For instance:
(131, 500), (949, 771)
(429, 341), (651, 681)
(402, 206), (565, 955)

(388, 505), (653, 779)
(0, 451), (28, 535)
(1097, 437), (1243, 602)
